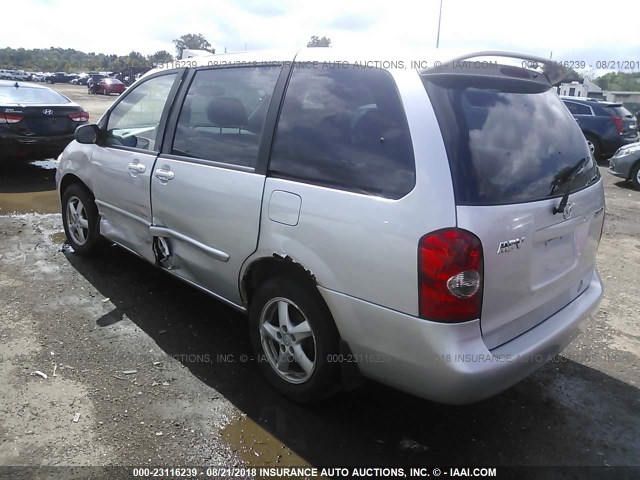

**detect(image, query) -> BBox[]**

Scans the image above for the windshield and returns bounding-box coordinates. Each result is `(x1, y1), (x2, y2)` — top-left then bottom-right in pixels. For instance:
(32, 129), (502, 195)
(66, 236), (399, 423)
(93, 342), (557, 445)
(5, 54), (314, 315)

(422, 75), (599, 205)
(0, 85), (71, 105)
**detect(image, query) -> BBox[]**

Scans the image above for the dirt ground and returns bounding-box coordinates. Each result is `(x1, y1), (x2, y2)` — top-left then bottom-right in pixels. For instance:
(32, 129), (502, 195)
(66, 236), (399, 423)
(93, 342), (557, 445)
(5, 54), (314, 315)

(0, 84), (639, 478)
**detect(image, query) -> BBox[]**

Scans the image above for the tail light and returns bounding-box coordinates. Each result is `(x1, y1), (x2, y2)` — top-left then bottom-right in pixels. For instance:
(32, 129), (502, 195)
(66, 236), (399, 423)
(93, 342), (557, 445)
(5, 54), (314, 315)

(69, 111), (89, 122)
(611, 115), (623, 135)
(418, 228), (483, 322)
(0, 113), (24, 124)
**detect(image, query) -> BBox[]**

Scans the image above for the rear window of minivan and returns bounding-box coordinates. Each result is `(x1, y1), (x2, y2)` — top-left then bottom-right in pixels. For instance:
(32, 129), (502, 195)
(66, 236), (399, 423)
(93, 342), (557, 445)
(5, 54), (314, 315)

(423, 73), (599, 205)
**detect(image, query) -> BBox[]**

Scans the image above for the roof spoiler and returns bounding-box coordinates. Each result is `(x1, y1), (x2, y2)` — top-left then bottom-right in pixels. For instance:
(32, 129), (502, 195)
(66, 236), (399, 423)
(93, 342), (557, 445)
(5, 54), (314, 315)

(420, 50), (565, 85)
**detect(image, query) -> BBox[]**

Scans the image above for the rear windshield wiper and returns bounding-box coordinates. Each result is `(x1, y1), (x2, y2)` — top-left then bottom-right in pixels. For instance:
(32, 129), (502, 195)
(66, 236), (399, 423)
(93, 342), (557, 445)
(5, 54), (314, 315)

(551, 156), (589, 215)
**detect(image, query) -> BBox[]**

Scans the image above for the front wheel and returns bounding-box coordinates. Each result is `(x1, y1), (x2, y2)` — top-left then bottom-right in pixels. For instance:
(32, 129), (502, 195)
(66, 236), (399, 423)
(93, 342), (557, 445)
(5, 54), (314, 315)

(249, 278), (341, 402)
(61, 184), (102, 256)
(631, 162), (640, 190)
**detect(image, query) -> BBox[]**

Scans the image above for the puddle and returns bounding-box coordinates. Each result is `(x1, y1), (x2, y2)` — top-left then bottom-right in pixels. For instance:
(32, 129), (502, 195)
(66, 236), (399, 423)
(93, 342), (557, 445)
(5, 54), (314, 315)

(0, 190), (60, 215)
(29, 160), (58, 170)
(49, 232), (67, 244)
(222, 415), (309, 468)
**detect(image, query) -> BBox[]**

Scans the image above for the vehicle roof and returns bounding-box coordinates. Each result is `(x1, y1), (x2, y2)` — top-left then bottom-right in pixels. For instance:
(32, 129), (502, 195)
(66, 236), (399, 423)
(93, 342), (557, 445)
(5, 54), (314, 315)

(560, 96), (622, 106)
(142, 48), (553, 80)
(0, 79), (52, 90)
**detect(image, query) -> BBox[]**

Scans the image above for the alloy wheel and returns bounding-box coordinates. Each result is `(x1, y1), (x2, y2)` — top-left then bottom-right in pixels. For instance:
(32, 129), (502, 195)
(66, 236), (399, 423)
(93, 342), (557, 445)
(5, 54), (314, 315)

(259, 297), (317, 384)
(65, 196), (89, 246)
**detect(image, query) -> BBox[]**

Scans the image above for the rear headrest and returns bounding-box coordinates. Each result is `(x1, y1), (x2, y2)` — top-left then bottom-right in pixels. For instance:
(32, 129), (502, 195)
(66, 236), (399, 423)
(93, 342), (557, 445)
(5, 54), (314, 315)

(207, 97), (248, 128)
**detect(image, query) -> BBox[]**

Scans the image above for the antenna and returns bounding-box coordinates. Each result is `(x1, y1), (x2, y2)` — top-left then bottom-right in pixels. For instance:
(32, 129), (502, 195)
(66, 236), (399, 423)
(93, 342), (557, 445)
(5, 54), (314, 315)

(436, 0), (443, 48)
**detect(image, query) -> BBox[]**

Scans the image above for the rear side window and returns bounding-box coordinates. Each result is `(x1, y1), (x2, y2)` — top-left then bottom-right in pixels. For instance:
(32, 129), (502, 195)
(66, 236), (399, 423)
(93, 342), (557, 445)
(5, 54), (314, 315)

(563, 101), (592, 115)
(171, 66), (280, 168)
(423, 74), (599, 205)
(269, 65), (415, 199)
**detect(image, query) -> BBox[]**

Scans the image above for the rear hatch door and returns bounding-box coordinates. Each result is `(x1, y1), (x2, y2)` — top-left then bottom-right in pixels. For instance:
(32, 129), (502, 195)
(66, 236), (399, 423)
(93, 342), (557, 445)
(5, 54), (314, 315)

(423, 66), (605, 349)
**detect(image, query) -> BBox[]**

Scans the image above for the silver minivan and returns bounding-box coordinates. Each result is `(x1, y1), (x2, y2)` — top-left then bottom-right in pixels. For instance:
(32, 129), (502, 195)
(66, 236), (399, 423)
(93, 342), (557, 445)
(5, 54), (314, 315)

(56, 49), (605, 404)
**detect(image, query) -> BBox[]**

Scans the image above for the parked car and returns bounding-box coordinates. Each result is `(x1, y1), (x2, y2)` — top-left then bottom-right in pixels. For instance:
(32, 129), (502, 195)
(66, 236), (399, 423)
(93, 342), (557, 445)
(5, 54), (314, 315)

(56, 50), (605, 405)
(13, 71), (30, 81)
(608, 141), (640, 189)
(94, 77), (126, 95)
(0, 80), (88, 160)
(73, 73), (98, 86)
(31, 72), (47, 82)
(83, 74), (106, 90)
(561, 96), (638, 159)
(44, 72), (76, 84)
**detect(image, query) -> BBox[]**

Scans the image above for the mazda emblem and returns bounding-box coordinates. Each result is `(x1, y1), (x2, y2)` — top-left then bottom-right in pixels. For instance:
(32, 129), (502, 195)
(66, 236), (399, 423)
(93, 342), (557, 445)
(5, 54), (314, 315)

(43, 109), (54, 115)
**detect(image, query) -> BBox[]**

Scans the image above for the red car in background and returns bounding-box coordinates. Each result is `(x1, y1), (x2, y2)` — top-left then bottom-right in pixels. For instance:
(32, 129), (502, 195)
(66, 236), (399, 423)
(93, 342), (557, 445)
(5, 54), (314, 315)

(95, 78), (126, 95)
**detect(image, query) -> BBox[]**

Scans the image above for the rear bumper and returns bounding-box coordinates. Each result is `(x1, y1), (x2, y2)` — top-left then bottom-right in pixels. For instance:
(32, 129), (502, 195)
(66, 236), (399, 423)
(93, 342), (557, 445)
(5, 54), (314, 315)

(0, 134), (74, 158)
(320, 269), (603, 405)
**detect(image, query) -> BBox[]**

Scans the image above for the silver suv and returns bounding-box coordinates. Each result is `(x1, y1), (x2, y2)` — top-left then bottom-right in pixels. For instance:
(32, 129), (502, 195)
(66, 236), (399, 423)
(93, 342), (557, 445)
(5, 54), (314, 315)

(56, 50), (605, 404)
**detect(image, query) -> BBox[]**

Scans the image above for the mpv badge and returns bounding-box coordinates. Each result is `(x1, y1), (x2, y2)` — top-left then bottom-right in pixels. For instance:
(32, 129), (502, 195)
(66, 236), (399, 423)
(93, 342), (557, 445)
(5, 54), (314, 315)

(497, 237), (525, 254)
(563, 202), (573, 220)
(43, 109), (54, 115)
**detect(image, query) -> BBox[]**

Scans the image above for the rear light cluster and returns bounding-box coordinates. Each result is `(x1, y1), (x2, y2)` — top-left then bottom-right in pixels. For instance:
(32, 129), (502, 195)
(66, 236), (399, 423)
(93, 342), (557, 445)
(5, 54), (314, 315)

(0, 113), (23, 124)
(69, 111), (89, 122)
(611, 115), (623, 135)
(418, 228), (483, 323)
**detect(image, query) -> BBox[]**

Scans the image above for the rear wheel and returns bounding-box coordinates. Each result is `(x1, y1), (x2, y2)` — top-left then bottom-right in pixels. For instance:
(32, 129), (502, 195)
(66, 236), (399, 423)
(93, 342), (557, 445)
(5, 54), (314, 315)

(249, 277), (341, 402)
(631, 162), (640, 190)
(61, 184), (102, 256)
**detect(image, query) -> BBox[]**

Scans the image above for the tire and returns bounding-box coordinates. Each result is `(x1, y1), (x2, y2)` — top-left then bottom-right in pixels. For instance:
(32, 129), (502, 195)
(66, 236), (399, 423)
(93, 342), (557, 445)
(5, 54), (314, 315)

(249, 277), (341, 402)
(61, 184), (102, 256)
(585, 134), (601, 160)
(46, 79), (52, 84)
(631, 162), (640, 190)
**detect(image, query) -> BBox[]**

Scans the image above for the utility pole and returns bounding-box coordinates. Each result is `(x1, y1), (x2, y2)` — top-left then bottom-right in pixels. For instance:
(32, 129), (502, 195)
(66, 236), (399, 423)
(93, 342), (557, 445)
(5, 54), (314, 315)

(436, 0), (443, 48)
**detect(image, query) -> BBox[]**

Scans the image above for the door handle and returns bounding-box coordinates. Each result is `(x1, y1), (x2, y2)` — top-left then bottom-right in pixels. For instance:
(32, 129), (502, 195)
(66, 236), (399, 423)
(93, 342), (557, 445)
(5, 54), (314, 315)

(155, 168), (175, 182)
(127, 162), (146, 174)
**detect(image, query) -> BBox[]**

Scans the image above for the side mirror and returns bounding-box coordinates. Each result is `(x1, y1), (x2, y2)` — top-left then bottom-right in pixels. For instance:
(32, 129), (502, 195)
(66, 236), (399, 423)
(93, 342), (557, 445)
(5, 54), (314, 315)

(75, 124), (100, 144)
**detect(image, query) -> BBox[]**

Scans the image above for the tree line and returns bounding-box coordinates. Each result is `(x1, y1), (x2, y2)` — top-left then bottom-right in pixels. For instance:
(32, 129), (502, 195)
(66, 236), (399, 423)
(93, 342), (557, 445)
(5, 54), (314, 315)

(0, 34), (337, 73)
(0, 47), (174, 72)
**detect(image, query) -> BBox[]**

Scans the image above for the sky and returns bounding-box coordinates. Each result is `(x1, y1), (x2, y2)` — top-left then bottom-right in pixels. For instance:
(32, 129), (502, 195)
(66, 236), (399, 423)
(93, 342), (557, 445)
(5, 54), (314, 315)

(3, 0), (640, 75)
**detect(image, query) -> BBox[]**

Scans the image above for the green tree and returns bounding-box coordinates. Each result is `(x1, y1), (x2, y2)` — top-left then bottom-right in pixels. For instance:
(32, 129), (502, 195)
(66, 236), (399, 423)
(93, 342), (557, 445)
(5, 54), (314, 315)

(148, 50), (173, 66)
(307, 35), (331, 47)
(173, 33), (214, 59)
(126, 51), (146, 67)
(594, 72), (640, 91)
